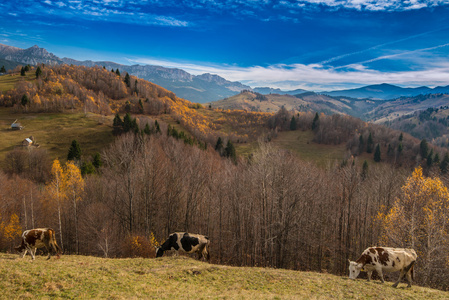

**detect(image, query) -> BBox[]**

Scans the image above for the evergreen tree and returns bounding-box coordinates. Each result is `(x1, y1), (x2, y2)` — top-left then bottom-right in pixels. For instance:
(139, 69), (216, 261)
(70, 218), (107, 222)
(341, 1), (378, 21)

(111, 68), (115, 73)
(92, 152), (102, 169)
(134, 80), (138, 95)
(35, 66), (42, 78)
(387, 144), (393, 156)
(0, 66), (6, 73)
(124, 73), (131, 87)
(123, 113), (133, 133)
(154, 120), (161, 134)
(434, 152), (440, 165)
(358, 134), (365, 153)
(144, 123), (151, 135)
(440, 152), (449, 173)
(215, 137), (224, 156)
(312, 112), (320, 130)
(112, 113), (123, 135)
(366, 132), (374, 153)
(138, 99), (144, 113)
(115, 68), (121, 76)
(225, 140), (236, 161)
(427, 152), (433, 168)
(420, 139), (429, 159)
(361, 160), (369, 179)
(21, 94), (29, 106)
(67, 140), (82, 161)
(131, 118), (139, 133)
(24, 65), (30, 72)
(290, 116), (297, 130)
(20, 66), (26, 76)
(399, 132), (403, 141)
(374, 144), (381, 162)
(397, 142), (403, 154)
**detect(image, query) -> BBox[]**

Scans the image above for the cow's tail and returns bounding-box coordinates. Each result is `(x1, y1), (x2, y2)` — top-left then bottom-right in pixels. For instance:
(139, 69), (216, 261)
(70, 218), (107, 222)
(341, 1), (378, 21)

(48, 229), (62, 257)
(405, 261), (415, 280)
(205, 236), (210, 261)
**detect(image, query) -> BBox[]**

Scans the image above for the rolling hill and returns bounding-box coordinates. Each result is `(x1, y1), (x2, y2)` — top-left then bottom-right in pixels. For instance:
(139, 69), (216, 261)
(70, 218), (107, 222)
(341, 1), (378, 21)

(210, 90), (379, 117)
(1, 254), (447, 299)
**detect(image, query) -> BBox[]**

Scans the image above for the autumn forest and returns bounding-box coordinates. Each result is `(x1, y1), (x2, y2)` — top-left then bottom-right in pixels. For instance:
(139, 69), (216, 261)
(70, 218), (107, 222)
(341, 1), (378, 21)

(0, 64), (449, 291)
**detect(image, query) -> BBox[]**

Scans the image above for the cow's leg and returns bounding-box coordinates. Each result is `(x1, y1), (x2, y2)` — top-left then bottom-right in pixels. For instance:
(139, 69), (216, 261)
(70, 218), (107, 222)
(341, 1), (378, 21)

(367, 270), (373, 282)
(392, 270), (405, 288)
(28, 247), (36, 260)
(21, 249), (28, 258)
(406, 270), (413, 287)
(376, 267), (385, 283)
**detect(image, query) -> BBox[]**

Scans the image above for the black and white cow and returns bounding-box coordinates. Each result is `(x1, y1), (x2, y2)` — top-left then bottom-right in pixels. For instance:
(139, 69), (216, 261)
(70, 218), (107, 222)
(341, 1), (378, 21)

(15, 228), (62, 260)
(156, 232), (210, 261)
(348, 247), (417, 287)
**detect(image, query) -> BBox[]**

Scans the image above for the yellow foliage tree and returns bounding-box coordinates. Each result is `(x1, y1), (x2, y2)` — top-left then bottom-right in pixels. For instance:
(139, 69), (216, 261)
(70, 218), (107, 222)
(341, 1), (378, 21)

(62, 161), (84, 254)
(48, 159), (64, 248)
(2, 213), (22, 251)
(378, 167), (449, 285)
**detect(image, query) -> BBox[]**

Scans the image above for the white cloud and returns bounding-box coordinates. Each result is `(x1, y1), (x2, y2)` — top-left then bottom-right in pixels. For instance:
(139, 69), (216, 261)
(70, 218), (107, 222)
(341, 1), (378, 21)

(128, 57), (449, 91)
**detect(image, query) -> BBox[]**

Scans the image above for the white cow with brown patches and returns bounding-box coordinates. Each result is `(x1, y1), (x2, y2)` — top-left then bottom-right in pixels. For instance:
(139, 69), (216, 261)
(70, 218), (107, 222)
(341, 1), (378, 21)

(348, 247), (417, 287)
(15, 228), (62, 260)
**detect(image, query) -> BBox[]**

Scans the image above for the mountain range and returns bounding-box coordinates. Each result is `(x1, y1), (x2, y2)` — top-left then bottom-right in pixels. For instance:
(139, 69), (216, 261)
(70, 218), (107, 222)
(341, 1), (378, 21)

(1, 43), (449, 103)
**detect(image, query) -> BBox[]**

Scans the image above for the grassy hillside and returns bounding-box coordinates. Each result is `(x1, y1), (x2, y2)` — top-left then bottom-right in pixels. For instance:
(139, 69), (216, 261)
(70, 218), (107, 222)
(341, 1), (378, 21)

(0, 254), (447, 299)
(0, 71), (36, 92)
(271, 130), (347, 167)
(0, 107), (113, 163)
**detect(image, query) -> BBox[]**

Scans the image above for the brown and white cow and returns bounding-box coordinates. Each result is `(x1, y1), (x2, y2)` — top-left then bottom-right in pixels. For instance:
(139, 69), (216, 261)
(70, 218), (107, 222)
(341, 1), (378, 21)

(15, 228), (62, 260)
(156, 232), (210, 261)
(348, 247), (417, 287)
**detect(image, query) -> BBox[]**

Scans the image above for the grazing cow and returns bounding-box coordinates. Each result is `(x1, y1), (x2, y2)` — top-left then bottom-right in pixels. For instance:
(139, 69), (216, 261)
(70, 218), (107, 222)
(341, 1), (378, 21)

(156, 232), (210, 261)
(15, 228), (62, 260)
(348, 247), (417, 287)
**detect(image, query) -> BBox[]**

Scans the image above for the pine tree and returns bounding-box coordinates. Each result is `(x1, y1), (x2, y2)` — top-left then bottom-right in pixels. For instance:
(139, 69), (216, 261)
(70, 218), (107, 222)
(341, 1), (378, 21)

(24, 65), (30, 72)
(124, 73), (131, 87)
(358, 134), (365, 153)
(361, 160), (369, 179)
(81, 162), (96, 175)
(21, 94), (29, 106)
(20, 66), (26, 76)
(0, 66), (6, 73)
(115, 68), (121, 76)
(154, 120), (161, 134)
(67, 140), (82, 161)
(92, 152), (102, 169)
(112, 113), (123, 135)
(123, 113), (133, 133)
(399, 132), (403, 141)
(144, 123), (151, 135)
(312, 112), (319, 130)
(225, 140), (236, 161)
(215, 137), (224, 156)
(434, 153), (440, 165)
(374, 144), (381, 162)
(290, 116), (297, 130)
(35, 66), (42, 78)
(366, 132), (374, 153)
(420, 139), (429, 159)
(440, 152), (449, 173)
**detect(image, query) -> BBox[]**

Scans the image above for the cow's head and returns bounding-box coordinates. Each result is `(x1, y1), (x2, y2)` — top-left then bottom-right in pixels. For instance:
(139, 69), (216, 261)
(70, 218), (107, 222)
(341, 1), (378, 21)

(155, 247), (164, 258)
(348, 260), (363, 279)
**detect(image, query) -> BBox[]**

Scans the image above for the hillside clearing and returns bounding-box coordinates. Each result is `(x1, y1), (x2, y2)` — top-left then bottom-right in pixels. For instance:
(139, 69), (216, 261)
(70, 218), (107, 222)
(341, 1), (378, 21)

(0, 108), (114, 164)
(0, 254), (447, 299)
(271, 130), (347, 167)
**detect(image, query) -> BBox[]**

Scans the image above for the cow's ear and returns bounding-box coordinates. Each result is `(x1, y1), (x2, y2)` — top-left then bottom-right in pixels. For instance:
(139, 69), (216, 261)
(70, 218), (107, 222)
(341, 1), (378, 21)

(348, 259), (351, 263)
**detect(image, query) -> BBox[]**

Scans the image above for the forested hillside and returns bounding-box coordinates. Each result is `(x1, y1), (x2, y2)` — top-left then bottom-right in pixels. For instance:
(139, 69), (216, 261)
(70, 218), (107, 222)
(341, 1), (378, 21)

(1, 64), (449, 291)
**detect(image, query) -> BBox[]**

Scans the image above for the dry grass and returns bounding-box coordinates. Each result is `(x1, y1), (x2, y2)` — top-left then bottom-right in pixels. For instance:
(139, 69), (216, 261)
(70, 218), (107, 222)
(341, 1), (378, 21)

(0, 253), (447, 299)
(0, 72), (36, 92)
(0, 107), (114, 164)
(271, 130), (347, 167)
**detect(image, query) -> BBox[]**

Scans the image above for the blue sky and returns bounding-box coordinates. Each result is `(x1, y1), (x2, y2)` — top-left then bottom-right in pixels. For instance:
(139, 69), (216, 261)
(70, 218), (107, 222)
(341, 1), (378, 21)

(1, 0), (449, 91)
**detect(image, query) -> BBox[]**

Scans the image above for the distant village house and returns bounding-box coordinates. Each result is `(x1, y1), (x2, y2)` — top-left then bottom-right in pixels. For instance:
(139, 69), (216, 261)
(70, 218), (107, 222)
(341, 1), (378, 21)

(11, 119), (23, 130)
